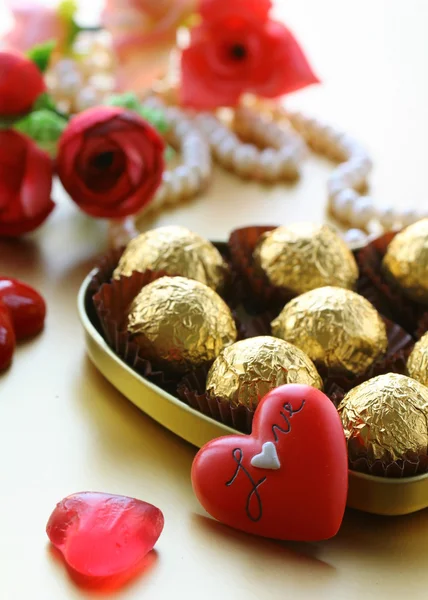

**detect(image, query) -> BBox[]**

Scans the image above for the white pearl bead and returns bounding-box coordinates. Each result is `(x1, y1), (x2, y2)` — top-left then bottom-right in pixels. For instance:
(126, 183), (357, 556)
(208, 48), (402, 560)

(376, 206), (397, 230)
(344, 228), (367, 247)
(258, 149), (282, 181)
(195, 114), (218, 135)
(277, 148), (298, 178)
(335, 162), (366, 188)
(175, 165), (199, 196)
(332, 188), (359, 221)
(184, 142), (211, 166)
(165, 108), (182, 129)
(350, 153), (373, 172)
(328, 174), (347, 198)
(232, 144), (258, 177)
(58, 70), (83, 96)
(215, 137), (238, 167)
(210, 128), (231, 147)
(174, 120), (193, 140)
(162, 172), (183, 204)
(195, 159), (211, 182)
(349, 196), (375, 228)
(54, 59), (79, 77)
(74, 86), (100, 112)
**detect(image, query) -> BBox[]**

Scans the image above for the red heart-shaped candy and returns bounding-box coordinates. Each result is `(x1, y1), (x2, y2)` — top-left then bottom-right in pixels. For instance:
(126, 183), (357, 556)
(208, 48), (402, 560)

(0, 277), (46, 340)
(192, 385), (348, 541)
(46, 492), (164, 578)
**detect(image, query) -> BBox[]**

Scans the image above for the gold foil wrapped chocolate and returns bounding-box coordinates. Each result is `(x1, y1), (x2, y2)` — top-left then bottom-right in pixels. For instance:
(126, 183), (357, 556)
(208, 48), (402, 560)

(127, 276), (237, 373)
(338, 373), (428, 471)
(114, 225), (229, 292)
(272, 286), (388, 376)
(382, 218), (428, 304)
(253, 223), (358, 295)
(407, 332), (428, 387)
(206, 335), (323, 411)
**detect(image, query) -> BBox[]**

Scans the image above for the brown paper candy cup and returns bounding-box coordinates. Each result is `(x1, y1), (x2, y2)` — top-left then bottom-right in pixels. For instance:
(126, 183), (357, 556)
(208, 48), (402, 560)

(228, 225), (296, 312)
(92, 271), (179, 393)
(177, 368), (254, 434)
(88, 247), (125, 297)
(357, 232), (428, 337)
(323, 318), (414, 407)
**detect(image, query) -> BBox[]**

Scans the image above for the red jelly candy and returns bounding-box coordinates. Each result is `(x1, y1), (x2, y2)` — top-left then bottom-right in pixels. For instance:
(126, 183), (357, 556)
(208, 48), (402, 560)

(0, 304), (15, 370)
(46, 492), (164, 578)
(0, 277), (46, 339)
(192, 384), (348, 541)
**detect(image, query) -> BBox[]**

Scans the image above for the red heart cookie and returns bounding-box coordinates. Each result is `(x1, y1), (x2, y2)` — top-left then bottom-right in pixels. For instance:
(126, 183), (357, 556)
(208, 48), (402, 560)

(0, 277), (46, 340)
(192, 384), (348, 541)
(46, 492), (164, 578)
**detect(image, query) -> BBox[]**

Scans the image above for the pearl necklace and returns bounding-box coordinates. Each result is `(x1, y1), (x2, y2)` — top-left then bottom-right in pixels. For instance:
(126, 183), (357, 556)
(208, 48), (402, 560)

(46, 34), (426, 249)
(117, 97), (425, 249)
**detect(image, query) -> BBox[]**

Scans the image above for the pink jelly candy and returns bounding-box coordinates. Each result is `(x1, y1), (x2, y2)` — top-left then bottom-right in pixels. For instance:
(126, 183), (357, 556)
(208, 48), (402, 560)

(46, 492), (164, 578)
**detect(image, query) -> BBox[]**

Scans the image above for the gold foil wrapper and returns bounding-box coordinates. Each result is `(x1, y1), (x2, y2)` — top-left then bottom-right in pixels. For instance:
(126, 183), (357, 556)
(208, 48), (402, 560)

(407, 332), (428, 387)
(338, 373), (428, 467)
(253, 223), (358, 295)
(272, 286), (388, 376)
(206, 335), (323, 411)
(382, 218), (428, 304)
(114, 225), (229, 292)
(127, 276), (237, 374)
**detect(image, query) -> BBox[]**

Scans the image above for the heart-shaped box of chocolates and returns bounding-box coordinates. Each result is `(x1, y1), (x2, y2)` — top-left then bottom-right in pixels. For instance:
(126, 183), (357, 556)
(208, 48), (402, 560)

(78, 222), (428, 516)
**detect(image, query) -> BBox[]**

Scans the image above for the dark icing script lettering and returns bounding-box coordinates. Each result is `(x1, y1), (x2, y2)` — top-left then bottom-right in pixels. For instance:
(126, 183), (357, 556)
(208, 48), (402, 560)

(271, 400), (305, 443)
(225, 400), (305, 522)
(225, 448), (266, 522)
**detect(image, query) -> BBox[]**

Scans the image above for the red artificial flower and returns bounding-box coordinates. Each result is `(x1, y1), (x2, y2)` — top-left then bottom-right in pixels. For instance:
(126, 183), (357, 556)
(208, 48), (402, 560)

(0, 51), (46, 117)
(181, 0), (319, 109)
(200, 0), (272, 22)
(56, 106), (165, 219)
(0, 130), (55, 237)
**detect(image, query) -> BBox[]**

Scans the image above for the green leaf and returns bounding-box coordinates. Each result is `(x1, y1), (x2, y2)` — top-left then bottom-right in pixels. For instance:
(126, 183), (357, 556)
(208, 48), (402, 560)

(105, 94), (169, 134)
(33, 93), (69, 120)
(14, 110), (68, 157)
(138, 106), (169, 134)
(58, 0), (78, 21)
(27, 41), (56, 73)
(33, 93), (57, 112)
(105, 93), (142, 112)
(165, 146), (175, 162)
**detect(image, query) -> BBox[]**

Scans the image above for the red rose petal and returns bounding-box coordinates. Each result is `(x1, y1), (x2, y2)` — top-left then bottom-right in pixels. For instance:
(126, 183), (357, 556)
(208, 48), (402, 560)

(0, 277), (46, 340)
(46, 492), (164, 579)
(20, 140), (54, 219)
(0, 51), (46, 117)
(201, 0), (272, 23)
(250, 22), (320, 97)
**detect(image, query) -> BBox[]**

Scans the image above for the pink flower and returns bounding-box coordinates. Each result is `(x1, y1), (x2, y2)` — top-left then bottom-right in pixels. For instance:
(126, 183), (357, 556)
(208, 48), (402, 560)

(3, 1), (71, 53)
(103, 0), (197, 93)
(181, 0), (319, 109)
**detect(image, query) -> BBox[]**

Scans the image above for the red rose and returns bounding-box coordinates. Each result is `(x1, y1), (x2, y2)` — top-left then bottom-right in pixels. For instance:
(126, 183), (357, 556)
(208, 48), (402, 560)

(0, 51), (46, 117)
(57, 106), (165, 219)
(181, 0), (319, 109)
(0, 130), (55, 237)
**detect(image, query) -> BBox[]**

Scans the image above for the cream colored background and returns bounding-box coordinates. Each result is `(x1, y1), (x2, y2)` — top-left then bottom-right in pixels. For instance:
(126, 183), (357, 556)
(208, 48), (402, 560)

(1, 1), (428, 599)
